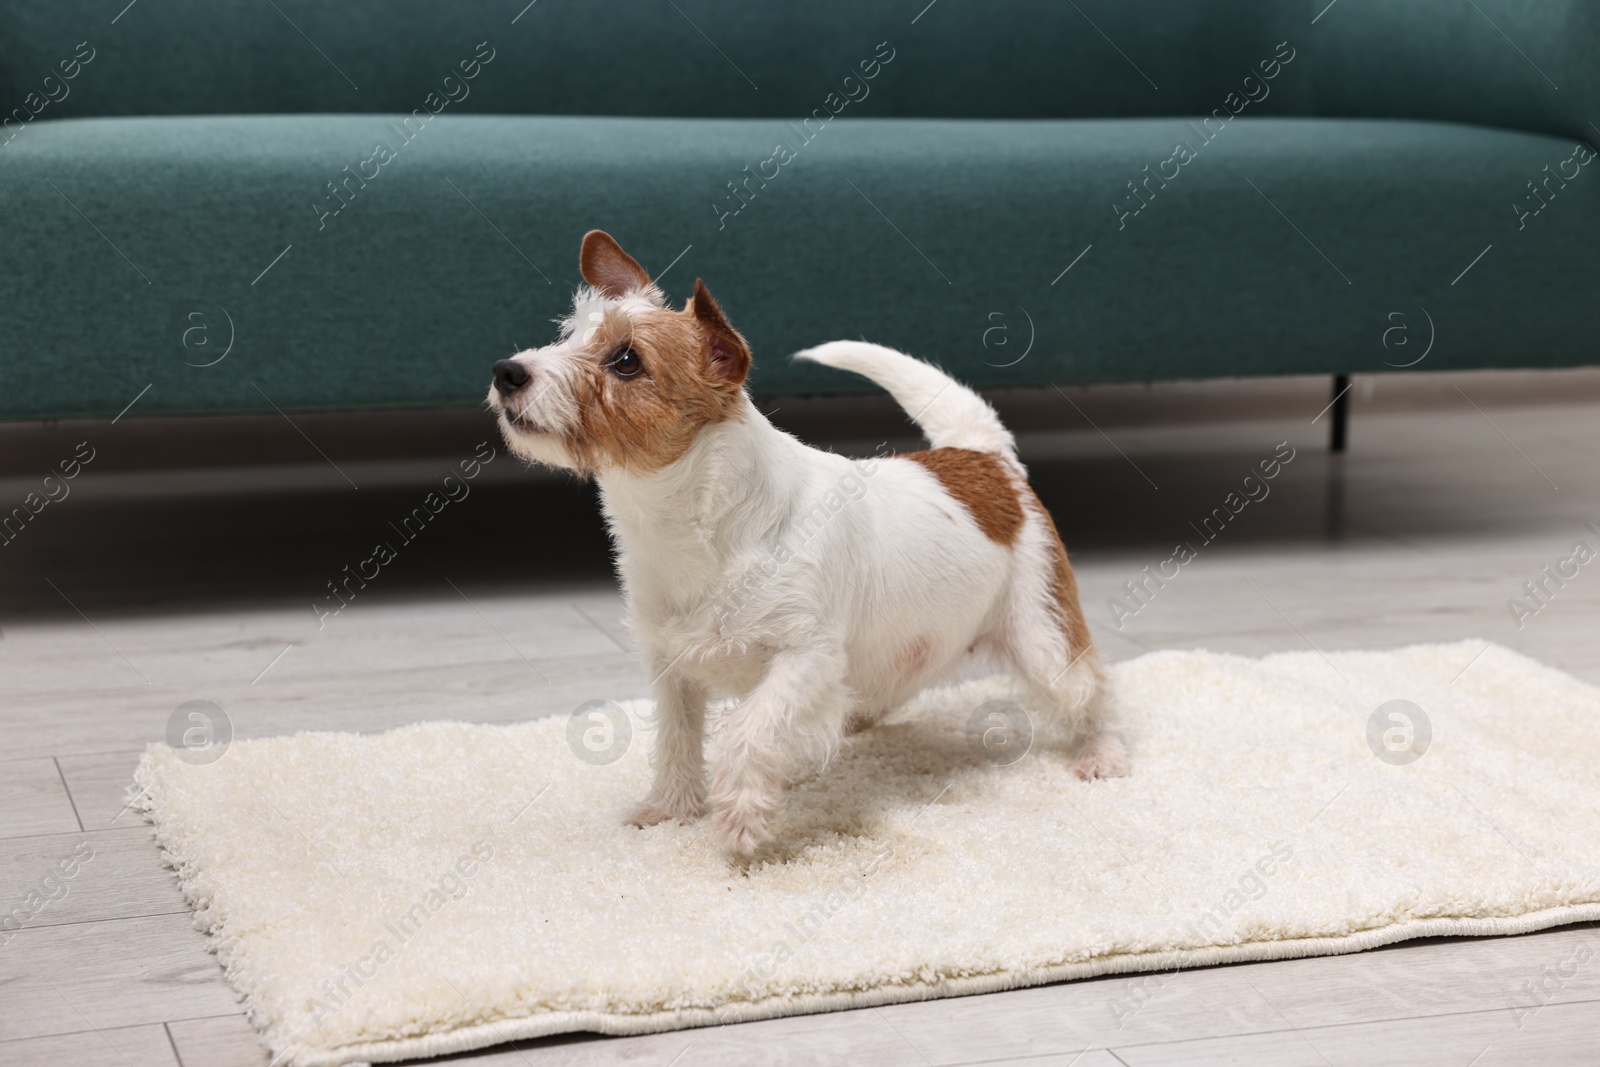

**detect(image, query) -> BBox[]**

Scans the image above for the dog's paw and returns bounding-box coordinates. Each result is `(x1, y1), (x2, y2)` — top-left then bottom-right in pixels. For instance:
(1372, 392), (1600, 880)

(710, 804), (771, 856)
(842, 710), (878, 736)
(1072, 737), (1130, 781)
(625, 790), (705, 828)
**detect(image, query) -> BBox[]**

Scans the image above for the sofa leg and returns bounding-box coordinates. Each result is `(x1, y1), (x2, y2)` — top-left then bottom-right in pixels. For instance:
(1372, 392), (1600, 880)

(1329, 374), (1350, 453)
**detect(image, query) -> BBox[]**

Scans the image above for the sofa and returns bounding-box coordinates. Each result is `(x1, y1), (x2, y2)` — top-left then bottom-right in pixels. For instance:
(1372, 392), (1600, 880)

(2, 0), (1596, 422)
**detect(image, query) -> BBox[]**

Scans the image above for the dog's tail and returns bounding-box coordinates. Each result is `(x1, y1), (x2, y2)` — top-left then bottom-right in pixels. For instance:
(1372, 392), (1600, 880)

(792, 341), (1015, 456)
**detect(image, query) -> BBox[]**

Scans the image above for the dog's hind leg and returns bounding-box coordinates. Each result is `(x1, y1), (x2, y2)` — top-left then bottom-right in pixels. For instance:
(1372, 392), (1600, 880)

(1001, 522), (1128, 780)
(1004, 610), (1127, 779)
(627, 671), (709, 827)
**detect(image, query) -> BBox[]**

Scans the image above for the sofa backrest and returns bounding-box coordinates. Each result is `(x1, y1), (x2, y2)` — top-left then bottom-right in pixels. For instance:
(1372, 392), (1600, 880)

(0, 0), (1305, 123)
(1, 1), (1591, 140)
(1308, 0), (1596, 142)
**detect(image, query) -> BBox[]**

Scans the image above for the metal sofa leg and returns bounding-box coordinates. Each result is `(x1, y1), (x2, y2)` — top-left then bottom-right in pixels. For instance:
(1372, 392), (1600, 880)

(1329, 374), (1350, 453)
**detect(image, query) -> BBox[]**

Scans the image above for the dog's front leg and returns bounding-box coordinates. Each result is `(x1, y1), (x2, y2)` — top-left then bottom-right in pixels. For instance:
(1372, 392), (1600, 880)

(709, 646), (847, 855)
(626, 670), (708, 827)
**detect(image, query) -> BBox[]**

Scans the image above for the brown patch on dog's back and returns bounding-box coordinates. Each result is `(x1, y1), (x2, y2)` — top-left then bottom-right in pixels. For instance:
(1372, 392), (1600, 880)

(908, 447), (1093, 657)
(905, 448), (1024, 545)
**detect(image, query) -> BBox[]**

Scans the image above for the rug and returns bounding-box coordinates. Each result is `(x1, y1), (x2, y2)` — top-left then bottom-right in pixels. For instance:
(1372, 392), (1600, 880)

(135, 641), (1600, 1067)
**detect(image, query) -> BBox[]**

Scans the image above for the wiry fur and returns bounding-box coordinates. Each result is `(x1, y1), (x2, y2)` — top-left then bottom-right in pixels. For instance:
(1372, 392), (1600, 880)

(488, 232), (1126, 857)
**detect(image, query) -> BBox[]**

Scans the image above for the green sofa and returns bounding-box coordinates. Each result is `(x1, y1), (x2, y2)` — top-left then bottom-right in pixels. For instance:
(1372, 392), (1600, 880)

(2, 1), (1596, 421)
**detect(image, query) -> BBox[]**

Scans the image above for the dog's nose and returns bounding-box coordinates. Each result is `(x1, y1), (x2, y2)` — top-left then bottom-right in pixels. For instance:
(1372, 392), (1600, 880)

(492, 359), (530, 396)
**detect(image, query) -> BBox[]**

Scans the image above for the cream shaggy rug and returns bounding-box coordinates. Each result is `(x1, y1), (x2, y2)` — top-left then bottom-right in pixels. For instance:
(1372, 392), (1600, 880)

(136, 641), (1600, 1067)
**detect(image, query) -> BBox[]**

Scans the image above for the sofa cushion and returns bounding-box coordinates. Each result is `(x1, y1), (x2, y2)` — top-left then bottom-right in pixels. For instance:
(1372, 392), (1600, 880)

(1, 114), (1595, 418)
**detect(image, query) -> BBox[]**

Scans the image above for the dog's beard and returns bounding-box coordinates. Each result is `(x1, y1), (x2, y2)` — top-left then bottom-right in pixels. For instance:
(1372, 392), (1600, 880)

(496, 410), (579, 471)
(502, 408), (548, 434)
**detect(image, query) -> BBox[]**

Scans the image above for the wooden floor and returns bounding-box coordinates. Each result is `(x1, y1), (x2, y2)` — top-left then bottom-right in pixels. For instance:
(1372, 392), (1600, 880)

(4, 370), (1600, 1066)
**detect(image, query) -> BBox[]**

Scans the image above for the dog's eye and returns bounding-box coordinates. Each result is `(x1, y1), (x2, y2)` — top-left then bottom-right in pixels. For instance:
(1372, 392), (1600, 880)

(608, 347), (643, 378)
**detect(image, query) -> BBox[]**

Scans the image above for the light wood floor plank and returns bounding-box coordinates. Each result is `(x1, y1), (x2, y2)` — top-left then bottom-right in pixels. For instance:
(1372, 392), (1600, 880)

(956, 1053), (1133, 1067)
(1218, 924), (1600, 1031)
(3, 652), (648, 763)
(1110, 997), (1600, 1066)
(0, 1023), (181, 1067)
(2, 594), (626, 697)
(0, 827), (184, 929)
(55, 751), (151, 830)
(0, 757), (82, 838)
(164, 1015), (270, 1067)
(0, 913), (242, 1042)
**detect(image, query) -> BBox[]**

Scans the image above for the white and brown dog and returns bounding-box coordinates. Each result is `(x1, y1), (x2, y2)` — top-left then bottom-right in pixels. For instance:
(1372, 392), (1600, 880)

(489, 231), (1126, 855)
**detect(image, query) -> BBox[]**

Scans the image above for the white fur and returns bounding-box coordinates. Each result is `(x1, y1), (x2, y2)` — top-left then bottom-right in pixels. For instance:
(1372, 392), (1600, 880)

(492, 302), (1124, 854)
(794, 341), (1016, 455)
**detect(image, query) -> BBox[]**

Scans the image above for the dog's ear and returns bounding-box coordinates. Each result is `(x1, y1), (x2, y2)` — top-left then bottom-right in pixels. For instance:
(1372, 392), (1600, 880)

(691, 278), (750, 386)
(580, 230), (651, 298)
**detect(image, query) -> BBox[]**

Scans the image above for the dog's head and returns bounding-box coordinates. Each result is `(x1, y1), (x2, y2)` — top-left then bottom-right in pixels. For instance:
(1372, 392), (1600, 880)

(487, 230), (751, 477)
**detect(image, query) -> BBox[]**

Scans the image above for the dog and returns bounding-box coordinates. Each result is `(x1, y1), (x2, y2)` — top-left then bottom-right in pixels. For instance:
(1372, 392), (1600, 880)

(488, 230), (1126, 855)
